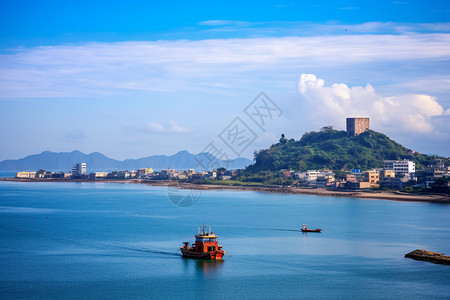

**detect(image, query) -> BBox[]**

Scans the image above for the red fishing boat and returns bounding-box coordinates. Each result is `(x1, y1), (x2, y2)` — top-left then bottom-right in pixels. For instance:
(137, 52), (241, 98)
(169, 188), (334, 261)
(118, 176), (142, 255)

(181, 225), (225, 260)
(301, 224), (322, 232)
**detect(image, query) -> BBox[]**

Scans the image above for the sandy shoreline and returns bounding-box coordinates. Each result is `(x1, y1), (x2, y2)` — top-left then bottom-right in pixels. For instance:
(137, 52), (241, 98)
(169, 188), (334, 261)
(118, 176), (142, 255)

(1, 178), (449, 204)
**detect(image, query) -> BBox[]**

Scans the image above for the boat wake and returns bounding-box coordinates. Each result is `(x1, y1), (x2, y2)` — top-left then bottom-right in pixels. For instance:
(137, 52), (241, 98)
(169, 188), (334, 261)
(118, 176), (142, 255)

(122, 246), (182, 257)
(0, 225), (183, 257)
(216, 226), (300, 233)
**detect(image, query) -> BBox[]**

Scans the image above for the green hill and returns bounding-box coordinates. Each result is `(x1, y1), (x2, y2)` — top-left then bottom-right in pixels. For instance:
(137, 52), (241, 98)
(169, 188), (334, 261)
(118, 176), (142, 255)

(243, 129), (448, 174)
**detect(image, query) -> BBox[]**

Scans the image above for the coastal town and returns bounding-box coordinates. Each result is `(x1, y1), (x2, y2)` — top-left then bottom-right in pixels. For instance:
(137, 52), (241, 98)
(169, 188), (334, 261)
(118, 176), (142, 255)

(13, 118), (450, 193)
(13, 158), (449, 193)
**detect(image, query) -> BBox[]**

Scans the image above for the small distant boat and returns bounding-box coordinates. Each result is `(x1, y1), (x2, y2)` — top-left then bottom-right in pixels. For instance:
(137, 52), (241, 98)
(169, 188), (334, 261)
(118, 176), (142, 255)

(180, 225), (225, 260)
(301, 224), (322, 232)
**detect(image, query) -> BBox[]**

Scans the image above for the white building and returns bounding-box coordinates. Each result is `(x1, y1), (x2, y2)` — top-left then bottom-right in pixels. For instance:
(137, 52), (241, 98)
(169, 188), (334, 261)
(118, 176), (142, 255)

(296, 170), (335, 187)
(384, 159), (415, 175)
(72, 163), (86, 176)
(89, 172), (108, 179)
(16, 171), (36, 178)
(296, 170), (320, 182)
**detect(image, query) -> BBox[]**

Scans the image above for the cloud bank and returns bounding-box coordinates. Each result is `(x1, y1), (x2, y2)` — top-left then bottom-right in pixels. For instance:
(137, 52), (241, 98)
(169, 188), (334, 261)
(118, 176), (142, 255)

(298, 74), (449, 135)
(1, 33), (450, 100)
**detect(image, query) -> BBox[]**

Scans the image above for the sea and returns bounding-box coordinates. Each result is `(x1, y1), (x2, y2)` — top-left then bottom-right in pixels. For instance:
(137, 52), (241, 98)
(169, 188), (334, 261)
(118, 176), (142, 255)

(0, 173), (449, 299)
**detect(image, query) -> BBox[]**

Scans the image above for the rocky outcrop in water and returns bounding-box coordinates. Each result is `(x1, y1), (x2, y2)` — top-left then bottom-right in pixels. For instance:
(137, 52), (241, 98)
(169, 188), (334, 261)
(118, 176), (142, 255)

(405, 249), (450, 265)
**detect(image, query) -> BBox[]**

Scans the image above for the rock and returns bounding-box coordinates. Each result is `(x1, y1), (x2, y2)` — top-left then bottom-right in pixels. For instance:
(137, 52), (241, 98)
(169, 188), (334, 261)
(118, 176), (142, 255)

(405, 249), (450, 265)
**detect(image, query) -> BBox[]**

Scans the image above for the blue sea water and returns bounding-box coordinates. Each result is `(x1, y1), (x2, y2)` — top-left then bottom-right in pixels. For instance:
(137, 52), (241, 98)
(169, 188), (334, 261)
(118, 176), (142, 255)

(0, 171), (17, 178)
(0, 181), (449, 299)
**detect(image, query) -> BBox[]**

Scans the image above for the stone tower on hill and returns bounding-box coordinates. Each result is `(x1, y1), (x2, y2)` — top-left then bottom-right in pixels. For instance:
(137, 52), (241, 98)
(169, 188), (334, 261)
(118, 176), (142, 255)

(346, 117), (370, 136)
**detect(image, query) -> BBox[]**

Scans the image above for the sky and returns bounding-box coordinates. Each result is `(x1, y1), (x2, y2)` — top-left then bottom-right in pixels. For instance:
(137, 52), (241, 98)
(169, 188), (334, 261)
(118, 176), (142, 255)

(1, 0), (450, 161)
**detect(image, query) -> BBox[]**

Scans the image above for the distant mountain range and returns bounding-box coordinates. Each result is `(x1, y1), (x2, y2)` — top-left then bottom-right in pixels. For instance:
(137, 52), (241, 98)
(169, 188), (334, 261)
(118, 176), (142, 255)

(0, 150), (252, 172)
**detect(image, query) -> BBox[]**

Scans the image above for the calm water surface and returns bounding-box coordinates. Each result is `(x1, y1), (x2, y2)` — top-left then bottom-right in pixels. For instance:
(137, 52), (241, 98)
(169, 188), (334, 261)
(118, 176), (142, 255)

(0, 171), (17, 178)
(0, 181), (449, 299)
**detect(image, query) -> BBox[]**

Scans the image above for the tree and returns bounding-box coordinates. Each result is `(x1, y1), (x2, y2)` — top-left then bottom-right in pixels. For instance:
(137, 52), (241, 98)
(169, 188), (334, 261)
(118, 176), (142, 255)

(217, 167), (227, 173)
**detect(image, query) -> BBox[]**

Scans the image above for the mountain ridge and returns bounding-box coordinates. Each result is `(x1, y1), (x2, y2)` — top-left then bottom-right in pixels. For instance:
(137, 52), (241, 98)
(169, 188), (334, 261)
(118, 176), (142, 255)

(0, 150), (252, 172)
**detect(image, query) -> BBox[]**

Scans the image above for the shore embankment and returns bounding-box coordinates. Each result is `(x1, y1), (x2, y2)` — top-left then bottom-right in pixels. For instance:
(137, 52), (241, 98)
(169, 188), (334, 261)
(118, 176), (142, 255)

(1, 178), (449, 204)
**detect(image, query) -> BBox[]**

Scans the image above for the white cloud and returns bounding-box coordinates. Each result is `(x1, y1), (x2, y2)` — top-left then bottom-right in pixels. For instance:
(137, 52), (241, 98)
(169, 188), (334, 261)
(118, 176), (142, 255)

(168, 120), (189, 133)
(1, 33), (450, 100)
(298, 74), (448, 134)
(122, 120), (189, 134)
(147, 122), (165, 132)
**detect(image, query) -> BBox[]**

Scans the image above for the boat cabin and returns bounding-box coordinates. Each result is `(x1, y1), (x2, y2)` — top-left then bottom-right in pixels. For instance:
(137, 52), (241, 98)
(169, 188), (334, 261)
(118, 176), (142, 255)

(190, 226), (222, 253)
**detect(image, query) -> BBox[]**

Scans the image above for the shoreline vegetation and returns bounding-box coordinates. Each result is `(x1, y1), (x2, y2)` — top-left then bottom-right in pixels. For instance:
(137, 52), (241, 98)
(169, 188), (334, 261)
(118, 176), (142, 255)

(2, 178), (449, 204)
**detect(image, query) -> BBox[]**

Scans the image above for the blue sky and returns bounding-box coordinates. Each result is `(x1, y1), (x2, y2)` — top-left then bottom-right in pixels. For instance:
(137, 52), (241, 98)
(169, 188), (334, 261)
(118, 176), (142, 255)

(1, 0), (450, 161)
